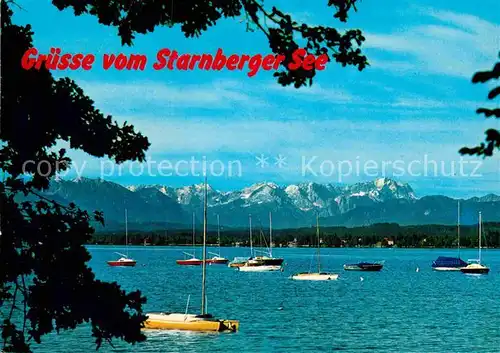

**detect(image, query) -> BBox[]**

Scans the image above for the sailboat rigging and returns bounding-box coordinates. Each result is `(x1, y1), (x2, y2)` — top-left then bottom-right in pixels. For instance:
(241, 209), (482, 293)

(177, 212), (203, 266)
(143, 177), (239, 332)
(209, 214), (229, 264)
(239, 212), (284, 272)
(107, 208), (137, 267)
(461, 211), (490, 274)
(291, 215), (338, 281)
(228, 214), (253, 268)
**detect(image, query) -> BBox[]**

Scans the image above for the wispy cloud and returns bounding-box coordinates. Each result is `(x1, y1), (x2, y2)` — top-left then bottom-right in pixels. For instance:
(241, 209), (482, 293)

(57, 114), (498, 191)
(364, 9), (500, 78)
(392, 96), (448, 109)
(77, 79), (271, 112)
(266, 81), (480, 111)
(93, 114), (493, 156)
(266, 83), (353, 103)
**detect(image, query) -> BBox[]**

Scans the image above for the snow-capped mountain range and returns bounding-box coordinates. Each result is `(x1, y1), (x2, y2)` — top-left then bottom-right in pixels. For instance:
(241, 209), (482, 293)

(44, 177), (500, 230)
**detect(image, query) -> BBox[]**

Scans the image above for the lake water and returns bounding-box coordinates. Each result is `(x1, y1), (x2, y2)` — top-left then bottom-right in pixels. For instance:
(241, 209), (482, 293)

(32, 246), (500, 352)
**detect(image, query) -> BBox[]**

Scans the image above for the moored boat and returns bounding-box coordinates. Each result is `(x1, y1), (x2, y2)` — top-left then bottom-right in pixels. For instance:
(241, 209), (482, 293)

(343, 262), (384, 271)
(461, 212), (490, 275)
(292, 272), (339, 281)
(247, 256), (284, 266)
(176, 254), (204, 266)
(143, 312), (238, 332)
(433, 200), (466, 271)
(107, 209), (136, 267)
(143, 177), (239, 332)
(291, 216), (339, 281)
(432, 256), (467, 271)
(107, 253), (137, 267)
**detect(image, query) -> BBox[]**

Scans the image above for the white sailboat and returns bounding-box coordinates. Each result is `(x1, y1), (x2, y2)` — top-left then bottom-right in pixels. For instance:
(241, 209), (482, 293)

(461, 211), (490, 275)
(107, 208), (136, 267)
(144, 177), (239, 332)
(291, 215), (339, 281)
(177, 212), (203, 265)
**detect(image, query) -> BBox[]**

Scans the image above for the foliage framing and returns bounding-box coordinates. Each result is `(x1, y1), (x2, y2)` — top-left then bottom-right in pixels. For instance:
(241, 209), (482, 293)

(1, 2), (150, 352)
(460, 52), (500, 157)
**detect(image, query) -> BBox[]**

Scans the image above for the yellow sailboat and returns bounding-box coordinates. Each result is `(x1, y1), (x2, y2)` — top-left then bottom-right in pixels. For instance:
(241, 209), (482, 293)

(143, 177), (239, 332)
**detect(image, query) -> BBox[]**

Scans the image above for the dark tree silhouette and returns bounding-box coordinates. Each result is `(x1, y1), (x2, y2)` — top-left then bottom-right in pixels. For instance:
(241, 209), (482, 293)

(460, 52), (500, 157)
(51, 0), (368, 88)
(1, 0), (366, 351)
(1, 2), (150, 352)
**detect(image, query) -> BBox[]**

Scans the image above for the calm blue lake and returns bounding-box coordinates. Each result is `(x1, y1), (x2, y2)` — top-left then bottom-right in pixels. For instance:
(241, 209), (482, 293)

(32, 246), (500, 352)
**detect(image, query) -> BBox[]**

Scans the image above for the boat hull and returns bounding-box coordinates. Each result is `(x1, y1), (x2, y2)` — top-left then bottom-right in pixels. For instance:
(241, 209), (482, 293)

(238, 265), (282, 272)
(291, 273), (339, 281)
(432, 267), (463, 271)
(176, 260), (204, 266)
(343, 263), (383, 271)
(228, 262), (246, 268)
(249, 258), (284, 266)
(461, 268), (490, 274)
(107, 261), (136, 267)
(210, 259), (229, 264)
(143, 313), (239, 332)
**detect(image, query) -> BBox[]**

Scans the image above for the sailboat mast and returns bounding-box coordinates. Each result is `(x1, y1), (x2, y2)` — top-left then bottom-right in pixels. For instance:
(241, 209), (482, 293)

(201, 177), (208, 315)
(217, 214), (221, 257)
(125, 208), (128, 257)
(478, 211), (482, 264)
(316, 215), (321, 273)
(269, 211), (273, 258)
(192, 212), (196, 256)
(457, 200), (460, 258)
(249, 214), (253, 257)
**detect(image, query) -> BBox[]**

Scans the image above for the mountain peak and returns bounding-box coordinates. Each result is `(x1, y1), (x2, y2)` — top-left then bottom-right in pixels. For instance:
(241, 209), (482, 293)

(45, 177), (499, 229)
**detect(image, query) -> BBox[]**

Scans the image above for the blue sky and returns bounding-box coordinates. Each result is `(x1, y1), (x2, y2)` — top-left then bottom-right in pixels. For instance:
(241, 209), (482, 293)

(13, 0), (500, 197)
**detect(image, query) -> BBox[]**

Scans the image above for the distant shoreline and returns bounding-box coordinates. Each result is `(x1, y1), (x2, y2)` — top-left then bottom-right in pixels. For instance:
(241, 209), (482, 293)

(85, 243), (500, 249)
(89, 222), (500, 249)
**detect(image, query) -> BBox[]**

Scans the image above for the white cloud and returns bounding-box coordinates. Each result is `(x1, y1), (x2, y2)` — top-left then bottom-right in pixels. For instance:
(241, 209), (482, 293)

(364, 9), (500, 78)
